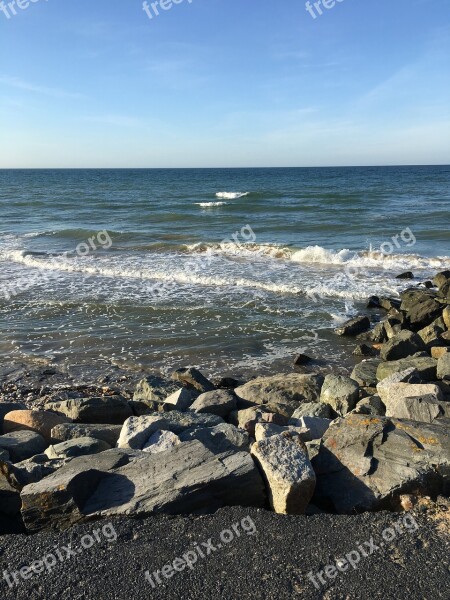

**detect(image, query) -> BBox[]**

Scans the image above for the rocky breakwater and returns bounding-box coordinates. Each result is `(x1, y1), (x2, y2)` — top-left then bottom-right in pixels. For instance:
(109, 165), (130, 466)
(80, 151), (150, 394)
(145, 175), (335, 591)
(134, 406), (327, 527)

(0, 272), (450, 534)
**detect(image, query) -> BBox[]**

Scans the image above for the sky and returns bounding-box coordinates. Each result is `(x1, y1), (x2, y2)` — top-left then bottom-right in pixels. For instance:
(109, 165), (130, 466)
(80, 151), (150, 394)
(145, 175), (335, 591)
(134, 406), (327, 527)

(0, 0), (449, 168)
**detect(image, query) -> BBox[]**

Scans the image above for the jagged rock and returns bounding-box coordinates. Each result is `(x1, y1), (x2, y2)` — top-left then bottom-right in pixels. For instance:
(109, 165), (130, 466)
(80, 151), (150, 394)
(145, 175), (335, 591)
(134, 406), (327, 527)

(229, 408), (288, 437)
(377, 382), (447, 423)
(320, 375), (359, 416)
(418, 318), (446, 347)
(162, 388), (197, 411)
(380, 330), (425, 361)
(83, 441), (265, 519)
(234, 374), (324, 418)
(351, 359), (382, 387)
(171, 367), (215, 393)
(376, 367), (421, 386)
(433, 271), (450, 290)
(334, 316), (370, 336)
(44, 437), (111, 459)
(289, 416), (332, 440)
(437, 354), (450, 380)
(133, 374), (179, 407)
(370, 322), (388, 343)
(3, 410), (71, 443)
(51, 423), (122, 447)
(352, 395), (386, 416)
(290, 402), (332, 419)
(117, 411), (224, 450)
(384, 317), (402, 339)
(45, 396), (133, 425)
(189, 389), (237, 417)
(20, 449), (133, 532)
(1, 454), (68, 488)
(353, 344), (379, 357)
(251, 432), (316, 514)
(377, 356), (437, 382)
(401, 291), (442, 329)
(254, 423), (310, 443)
(142, 430), (181, 454)
(179, 423), (249, 453)
(0, 431), (47, 462)
(0, 402), (26, 433)
(312, 414), (450, 513)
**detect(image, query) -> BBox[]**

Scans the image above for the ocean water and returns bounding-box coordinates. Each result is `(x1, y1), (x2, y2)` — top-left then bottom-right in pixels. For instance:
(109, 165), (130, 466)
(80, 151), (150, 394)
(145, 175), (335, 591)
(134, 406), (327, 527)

(0, 166), (449, 377)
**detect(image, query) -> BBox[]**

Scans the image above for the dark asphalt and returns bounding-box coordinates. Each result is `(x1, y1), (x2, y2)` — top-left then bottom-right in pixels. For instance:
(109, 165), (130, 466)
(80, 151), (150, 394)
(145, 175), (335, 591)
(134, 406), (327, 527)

(0, 505), (449, 600)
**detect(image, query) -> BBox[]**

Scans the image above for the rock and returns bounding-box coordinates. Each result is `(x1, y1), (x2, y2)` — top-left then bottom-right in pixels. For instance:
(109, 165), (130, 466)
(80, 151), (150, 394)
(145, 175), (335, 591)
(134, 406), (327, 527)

(117, 411), (224, 450)
(50, 423), (122, 447)
(380, 330), (425, 361)
(320, 375), (359, 416)
(293, 353), (312, 365)
(376, 367), (421, 386)
(171, 367), (215, 393)
(83, 441), (265, 519)
(437, 354), (450, 380)
(441, 331), (450, 345)
(234, 374), (324, 418)
(251, 432), (316, 514)
(213, 376), (242, 390)
(179, 423), (249, 453)
(353, 344), (379, 357)
(0, 448), (9, 461)
(433, 270), (450, 290)
(443, 306), (450, 329)
(377, 382), (447, 423)
(290, 402), (332, 419)
(254, 423), (310, 443)
(376, 356), (437, 382)
(0, 474), (22, 533)
(142, 430), (181, 454)
(1, 454), (68, 488)
(370, 322), (388, 343)
(418, 318), (446, 347)
(334, 316), (370, 336)
(45, 396), (133, 425)
(437, 279), (450, 299)
(163, 388), (197, 412)
(351, 359), (382, 387)
(20, 449), (133, 532)
(353, 395), (386, 416)
(289, 416), (332, 440)
(44, 437), (111, 460)
(229, 408), (288, 437)
(133, 374), (179, 407)
(396, 272), (414, 279)
(189, 389), (237, 417)
(2, 410), (71, 443)
(0, 430), (47, 462)
(0, 402), (26, 433)
(312, 414), (450, 513)
(431, 346), (450, 359)
(383, 317), (402, 340)
(401, 291), (442, 329)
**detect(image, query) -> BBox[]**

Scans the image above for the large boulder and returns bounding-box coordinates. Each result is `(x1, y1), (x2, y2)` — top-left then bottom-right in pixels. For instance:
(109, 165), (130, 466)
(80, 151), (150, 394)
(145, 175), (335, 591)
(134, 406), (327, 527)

(289, 416), (332, 440)
(351, 359), (382, 387)
(133, 374), (180, 407)
(380, 330), (425, 361)
(45, 396), (133, 425)
(50, 423), (122, 447)
(117, 411), (224, 450)
(142, 430), (181, 454)
(377, 382), (448, 423)
(0, 402), (26, 433)
(433, 271), (450, 290)
(0, 431), (47, 463)
(251, 432), (316, 514)
(437, 354), (450, 380)
(162, 388), (197, 412)
(334, 316), (370, 336)
(44, 437), (111, 460)
(179, 423), (249, 453)
(320, 375), (359, 416)
(312, 414), (450, 513)
(3, 410), (71, 443)
(1, 454), (68, 488)
(290, 402), (332, 419)
(83, 441), (265, 519)
(234, 374), (324, 418)
(400, 290), (442, 329)
(376, 356), (437, 382)
(189, 389), (237, 417)
(171, 367), (215, 393)
(418, 318), (446, 348)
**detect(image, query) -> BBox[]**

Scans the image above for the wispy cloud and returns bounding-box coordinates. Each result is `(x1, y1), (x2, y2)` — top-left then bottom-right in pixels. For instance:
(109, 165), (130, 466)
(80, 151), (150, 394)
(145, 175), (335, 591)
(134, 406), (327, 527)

(81, 114), (142, 128)
(0, 76), (85, 99)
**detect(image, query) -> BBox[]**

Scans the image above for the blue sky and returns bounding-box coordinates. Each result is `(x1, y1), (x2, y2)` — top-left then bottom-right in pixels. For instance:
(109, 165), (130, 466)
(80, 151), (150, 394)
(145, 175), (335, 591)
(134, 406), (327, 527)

(0, 0), (449, 167)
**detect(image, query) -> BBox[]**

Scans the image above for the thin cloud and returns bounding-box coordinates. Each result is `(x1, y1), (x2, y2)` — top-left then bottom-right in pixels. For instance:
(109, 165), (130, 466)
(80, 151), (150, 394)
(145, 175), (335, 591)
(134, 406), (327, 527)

(0, 76), (85, 99)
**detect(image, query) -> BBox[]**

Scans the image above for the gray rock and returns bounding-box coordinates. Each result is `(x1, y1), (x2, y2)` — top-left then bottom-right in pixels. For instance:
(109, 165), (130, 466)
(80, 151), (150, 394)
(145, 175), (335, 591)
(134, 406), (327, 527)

(353, 396), (386, 416)
(437, 354), (450, 380)
(229, 408), (288, 437)
(376, 367), (421, 387)
(171, 367), (215, 393)
(370, 322), (388, 343)
(353, 344), (379, 357)
(0, 430), (47, 462)
(133, 374), (179, 407)
(163, 388), (197, 412)
(289, 416), (332, 440)
(320, 374), (359, 416)
(179, 423), (249, 453)
(312, 414), (450, 513)
(254, 423), (311, 443)
(117, 411), (224, 450)
(83, 441), (265, 519)
(290, 402), (332, 419)
(384, 317), (402, 340)
(251, 432), (316, 514)
(396, 271), (414, 280)
(189, 389), (237, 417)
(0, 448), (10, 461)
(443, 306), (450, 329)
(0, 474), (21, 524)
(142, 430), (181, 454)
(433, 270), (450, 289)
(44, 437), (111, 459)
(418, 318), (446, 347)
(234, 374), (324, 418)
(401, 291), (442, 329)
(50, 423), (122, 447)
(334, 316), (370, 336)
(0, 454), (68, 488)
(351, 359), (382, 387)
(377, 356), (437, 382)
(380, 330), (425, 361)
(45, 396), (133, 425)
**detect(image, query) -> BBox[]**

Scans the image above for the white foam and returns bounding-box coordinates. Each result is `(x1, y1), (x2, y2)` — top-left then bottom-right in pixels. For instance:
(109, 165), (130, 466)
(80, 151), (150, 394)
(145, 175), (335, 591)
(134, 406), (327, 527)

(215, 192), (249, 200)
(195, 202), (227, 207)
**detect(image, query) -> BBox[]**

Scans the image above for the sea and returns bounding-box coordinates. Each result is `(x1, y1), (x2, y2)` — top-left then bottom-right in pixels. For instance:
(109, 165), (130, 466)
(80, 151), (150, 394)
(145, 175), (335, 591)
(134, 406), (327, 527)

(0, 166), (449, 378)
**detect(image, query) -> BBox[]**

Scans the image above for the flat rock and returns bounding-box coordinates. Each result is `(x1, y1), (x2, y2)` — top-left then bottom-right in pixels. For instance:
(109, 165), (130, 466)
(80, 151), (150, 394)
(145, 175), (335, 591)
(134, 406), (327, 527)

(334, 316), (370, 336)
(312, 414), (450, 513)
(171, 367), (215, 393)
(179, 423), (249, 453)
(45, 396), (133, 425)
(251, 432), (316, 514)
(0, 430), (47, 462)
(380, 330), (425, 361)
(189, 389), (237, 417)
(320, 374), (359, 416)
(50, 423), (122, 446)
(44, 437), (111, 459)
(376, 356), (437, 382)
(117, 411), (224, 450)
(3, 410), (71, 443)
(437, 354), (450, 380)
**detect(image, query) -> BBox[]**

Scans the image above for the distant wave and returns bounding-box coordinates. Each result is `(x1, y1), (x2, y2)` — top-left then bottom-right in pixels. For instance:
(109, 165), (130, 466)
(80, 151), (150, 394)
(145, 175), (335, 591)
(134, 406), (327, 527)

(215, 192), (249, 200)
(195, 201), (228, 208)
